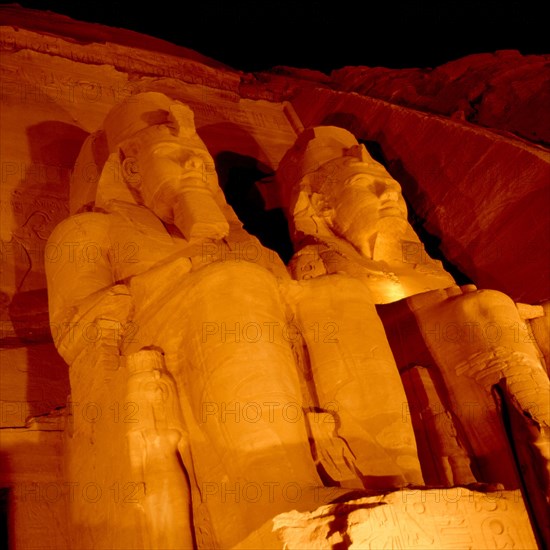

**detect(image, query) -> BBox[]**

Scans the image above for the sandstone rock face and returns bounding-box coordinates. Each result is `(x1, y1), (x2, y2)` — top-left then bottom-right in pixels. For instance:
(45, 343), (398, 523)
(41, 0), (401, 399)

(331, 51), (550, 146)
(1, 5), (549, 550)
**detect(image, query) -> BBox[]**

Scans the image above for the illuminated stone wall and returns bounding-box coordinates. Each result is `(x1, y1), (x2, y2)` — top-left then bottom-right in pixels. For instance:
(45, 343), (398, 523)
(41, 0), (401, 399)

(0, 6), (548, 549)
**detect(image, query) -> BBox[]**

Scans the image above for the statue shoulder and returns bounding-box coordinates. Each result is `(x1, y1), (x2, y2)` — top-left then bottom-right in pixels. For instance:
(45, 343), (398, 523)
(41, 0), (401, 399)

(47, 211), (113, 247)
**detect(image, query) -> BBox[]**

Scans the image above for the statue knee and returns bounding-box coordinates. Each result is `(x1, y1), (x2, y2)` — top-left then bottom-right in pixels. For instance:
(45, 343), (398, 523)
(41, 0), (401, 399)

(454, 288), (516, 320)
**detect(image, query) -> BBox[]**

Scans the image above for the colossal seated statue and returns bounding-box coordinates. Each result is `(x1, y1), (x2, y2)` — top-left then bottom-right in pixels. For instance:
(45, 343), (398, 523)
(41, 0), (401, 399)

(276, 126), (550, 544)
(45, 92), (329, 549)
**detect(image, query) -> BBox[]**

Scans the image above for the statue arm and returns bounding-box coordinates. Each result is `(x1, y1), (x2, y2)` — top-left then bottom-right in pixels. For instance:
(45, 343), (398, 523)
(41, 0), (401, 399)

(45, 212), (133, 364)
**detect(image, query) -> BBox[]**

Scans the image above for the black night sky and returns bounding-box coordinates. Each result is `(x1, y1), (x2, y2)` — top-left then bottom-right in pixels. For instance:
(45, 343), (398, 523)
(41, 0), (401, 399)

(2, 0), (547, 73)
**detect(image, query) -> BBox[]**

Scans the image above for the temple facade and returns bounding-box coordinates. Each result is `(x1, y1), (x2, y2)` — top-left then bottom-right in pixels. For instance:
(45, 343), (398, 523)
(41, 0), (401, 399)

(1, 5), (549, 549)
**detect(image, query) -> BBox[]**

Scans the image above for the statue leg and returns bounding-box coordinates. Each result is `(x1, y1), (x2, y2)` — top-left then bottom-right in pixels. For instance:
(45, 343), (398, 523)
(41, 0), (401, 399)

(401, 365), (478, 487)
(167, 262), (322, 548)
(291, 274), (424, 490)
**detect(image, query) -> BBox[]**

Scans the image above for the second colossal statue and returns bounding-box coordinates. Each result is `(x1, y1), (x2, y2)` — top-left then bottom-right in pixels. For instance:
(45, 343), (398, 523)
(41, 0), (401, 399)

(276, 125), (550, 542)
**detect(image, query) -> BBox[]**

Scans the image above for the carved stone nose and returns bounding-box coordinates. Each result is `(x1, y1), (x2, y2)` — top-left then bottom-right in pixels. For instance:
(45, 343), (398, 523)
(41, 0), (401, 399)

(374, 180), (399, 200)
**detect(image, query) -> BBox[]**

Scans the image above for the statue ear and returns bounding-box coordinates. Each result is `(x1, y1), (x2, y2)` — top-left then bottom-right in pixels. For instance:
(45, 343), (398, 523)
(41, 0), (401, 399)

(121, 155), (141, 188)
(310, 192), (334, 221)
(293, 190), (334, 238)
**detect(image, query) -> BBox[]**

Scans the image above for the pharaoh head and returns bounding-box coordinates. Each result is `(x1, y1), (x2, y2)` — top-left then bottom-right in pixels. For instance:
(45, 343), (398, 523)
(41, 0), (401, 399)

(70, 92), (221, 223)
(277, 126), (411, 258)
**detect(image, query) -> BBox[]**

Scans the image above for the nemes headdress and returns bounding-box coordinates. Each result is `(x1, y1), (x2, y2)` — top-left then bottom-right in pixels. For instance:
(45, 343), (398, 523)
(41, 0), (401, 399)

(276, 126), (361, 209)
(70, 92), (213, 214)
(103, 91), (203, 152)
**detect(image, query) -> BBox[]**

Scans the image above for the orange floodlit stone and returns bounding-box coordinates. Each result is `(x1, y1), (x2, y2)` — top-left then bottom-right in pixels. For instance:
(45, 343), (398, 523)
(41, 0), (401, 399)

(1, 5), (548, 549)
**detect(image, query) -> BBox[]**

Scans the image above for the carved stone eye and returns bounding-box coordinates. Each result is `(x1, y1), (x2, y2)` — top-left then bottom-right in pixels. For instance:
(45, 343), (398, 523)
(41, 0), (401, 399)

(151, 145), (179, 157)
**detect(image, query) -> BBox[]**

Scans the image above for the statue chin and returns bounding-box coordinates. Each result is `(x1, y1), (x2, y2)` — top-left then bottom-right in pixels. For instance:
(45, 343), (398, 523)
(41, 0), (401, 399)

(375, 215), (408, 235)
(343, 216), (409, 258)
